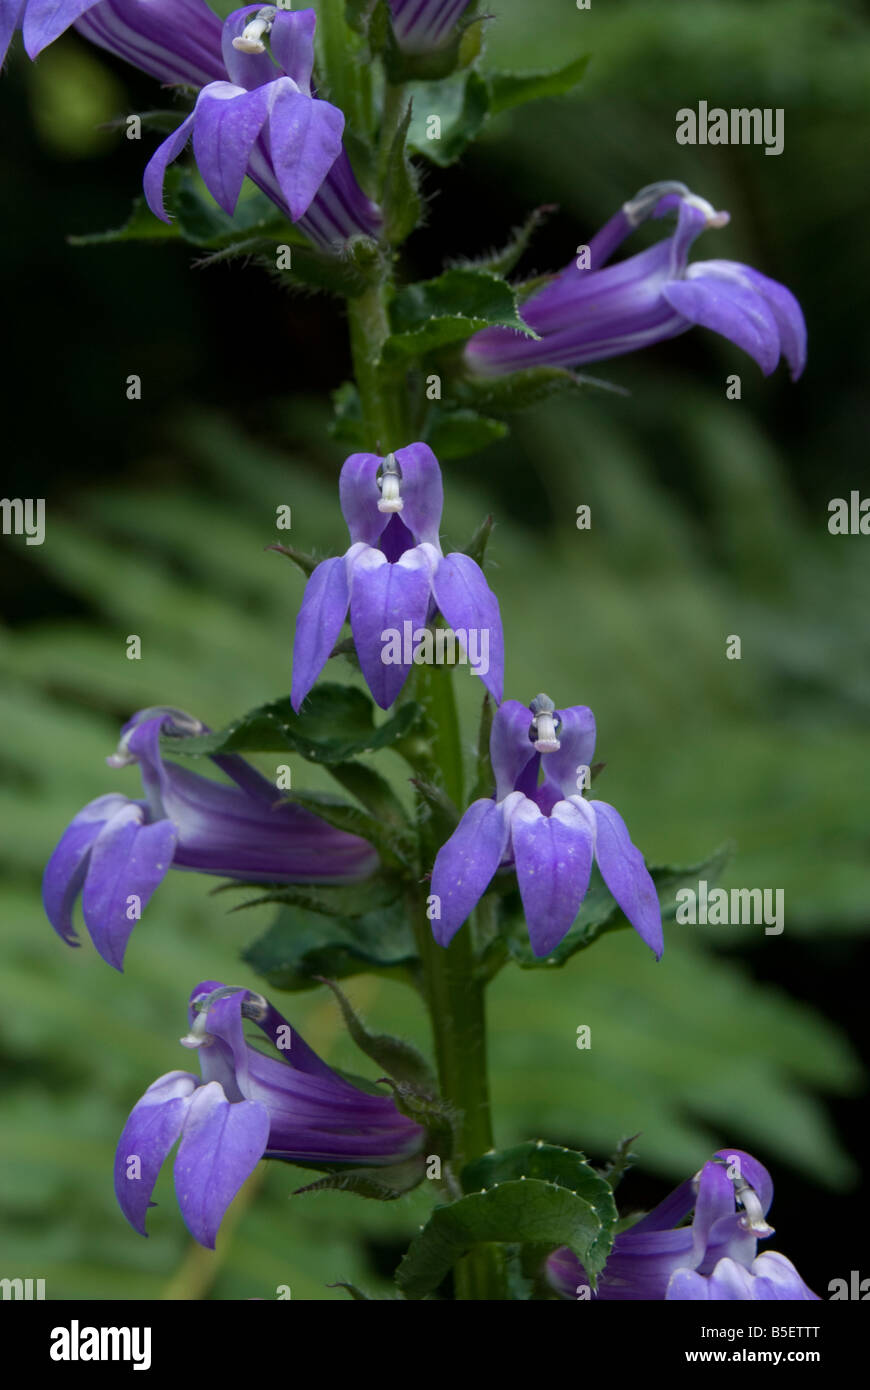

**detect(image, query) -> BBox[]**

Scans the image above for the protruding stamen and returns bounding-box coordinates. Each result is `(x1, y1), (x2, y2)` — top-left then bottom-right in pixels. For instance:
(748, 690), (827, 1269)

(179, 1009), (215, 1049)
(376, 453), (404, 513)
(682, 192), (730, 229)
(735, 1179), (775, 1238)
(623, 181), (690, 226)
(622, 181), (729, 231)
(232, 6), (278, 54)
(529, 693), (561, 752)
(106, 706), (204, 767)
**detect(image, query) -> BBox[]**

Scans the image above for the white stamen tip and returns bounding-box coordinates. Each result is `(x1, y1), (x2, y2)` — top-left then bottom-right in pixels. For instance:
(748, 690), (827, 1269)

(232, 9), (277, 54)
(377, 463), (403, 513)
(737, 1184), (774, 1237)
(533, 711), (561, 753)
(681, 192), (730, 228)
(179, 1008), (215, 1049)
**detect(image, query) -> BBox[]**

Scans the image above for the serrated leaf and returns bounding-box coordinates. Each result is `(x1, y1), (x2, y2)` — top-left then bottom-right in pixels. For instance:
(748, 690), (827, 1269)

(317, 978), (437, 1090)
(458, 364), (626, 412)
(280, 788), (414, 869)
(294, 1155), (425, 1200)
(327, 760), (410, 831)
(329, 381), (367, 447)
(396, 1179), (609, 1299)
(220, 872), (402, 920)
(382, 101), (421, 244)
(501, 843), (735, 969)
(242, 900), (418, 992)
(385, 268), (536, 361)
(449, 204), (557, 277)
(487, 55), (591, 116)
(266, 542), (321, 578)
(160, 684), (424, 766)
(407, 69), (489, 166)
(462, 1140), (618, 1277)
(426, 408), (508, 460)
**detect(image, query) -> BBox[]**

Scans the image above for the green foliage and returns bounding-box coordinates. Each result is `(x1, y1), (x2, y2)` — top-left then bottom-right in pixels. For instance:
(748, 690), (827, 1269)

(382, 102), (422, 245)
(243, 901), (418, 991)
(486, 55), (592, 116)
(163, 684), (424, 766)
(385, 267), (536, 360)
(396, 1170), (612, 1298)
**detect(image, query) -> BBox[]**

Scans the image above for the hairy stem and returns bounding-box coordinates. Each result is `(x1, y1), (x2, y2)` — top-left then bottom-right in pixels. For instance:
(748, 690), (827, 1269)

(412, 663), (506, 1300)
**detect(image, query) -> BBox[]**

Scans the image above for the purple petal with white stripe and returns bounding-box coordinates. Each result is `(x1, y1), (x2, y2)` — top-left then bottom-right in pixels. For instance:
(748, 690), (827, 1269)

(349, 545), (433, 708)
(114, 1070), (199, 1236)
(143, 111), (196, 223)
(430, 551), (504, 703)
(42, 792), (131, 946)
(429, 796), (514, 946)
(291, 554), (351, 711)
(589, 798), (663, 959)
(73, 0), (225, 87)
(511, 797), (594, 957)
(173, 1080), (270, 1248)
(80, 803), (178, 970)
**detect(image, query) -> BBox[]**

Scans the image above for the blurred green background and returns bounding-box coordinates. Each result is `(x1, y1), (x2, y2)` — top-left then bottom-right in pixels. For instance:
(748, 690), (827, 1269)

(1, 0), (868, 1298)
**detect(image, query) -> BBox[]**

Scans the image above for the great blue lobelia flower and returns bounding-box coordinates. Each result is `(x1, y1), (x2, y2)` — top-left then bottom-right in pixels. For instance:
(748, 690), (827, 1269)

(291, 443), (504, 711)
(387, 0), (473, 54)
(11, 0), (224, 84)
(143, 6), (381, 246)
(115, 981), (426, 1247)
(429, 694), (662, 959)
(464, 181), (807, 381)
(545, 1148), (820, 1301)
(5, 0), (381, 249)
(43, 707), (378, 971)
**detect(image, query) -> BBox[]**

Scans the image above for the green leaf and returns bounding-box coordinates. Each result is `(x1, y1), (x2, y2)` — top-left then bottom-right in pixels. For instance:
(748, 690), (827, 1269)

(382, 101), (421, 244)
(462, 1140), (618, 1278)
(316, 978), (437, 1090)
(501, 843), (735, 969)
(327, 760), (411, 830)
(385, 268), (536, 361)
(279, 788), (414, 869)
(487, 55), (591, 117)
(457, 364), (626, 413)
(266, 541), (321, 578)
(242, 900), (418, 992)
(449, 203), (557, 277)
(219, 875), (402, 920)
(68, 195), (179, 246)
(461, 515), (495, 569)
(294, 1158), (425, 1201)
(426, 409), (508, 460)
(406, 70), (490, 166)
(160, 684), (425, 766)
(395, 1178), (611, 1299)
(330, 381), (367, 448)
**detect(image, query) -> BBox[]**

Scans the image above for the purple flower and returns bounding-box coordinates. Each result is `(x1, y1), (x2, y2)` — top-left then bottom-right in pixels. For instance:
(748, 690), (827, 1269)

(7, 0), (381, 249)
(465, 181), (806, 381)
(430, 694), (662, 959)
(546, 1148), (820, 1301)
(388, 0), (472, 54)
(291, 444), (504, 711)
(43, 707), (378, 971)
(115, 981), (426, 1247)
(8, 0), (224, 84)
(143, 7), (368, 242)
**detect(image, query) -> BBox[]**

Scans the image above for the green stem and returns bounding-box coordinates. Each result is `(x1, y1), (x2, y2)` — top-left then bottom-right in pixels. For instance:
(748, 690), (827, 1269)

(347, 285), (408, 452)
(412, 663), (506, 1300)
